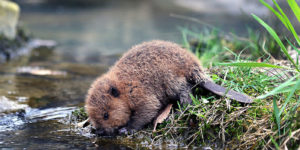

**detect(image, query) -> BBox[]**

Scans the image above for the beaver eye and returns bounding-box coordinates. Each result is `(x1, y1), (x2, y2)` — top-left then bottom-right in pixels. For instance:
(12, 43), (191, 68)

(109, 87), (120, 97)
(104, 112), (109, 120)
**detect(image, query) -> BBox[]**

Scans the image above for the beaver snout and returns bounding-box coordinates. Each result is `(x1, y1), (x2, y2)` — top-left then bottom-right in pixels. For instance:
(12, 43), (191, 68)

(94, 129), (105, 135)
(92, 127), (118, 136)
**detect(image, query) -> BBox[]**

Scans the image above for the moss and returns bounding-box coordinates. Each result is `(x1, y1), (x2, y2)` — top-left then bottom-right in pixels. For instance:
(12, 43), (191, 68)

(72, 107), (88, 121)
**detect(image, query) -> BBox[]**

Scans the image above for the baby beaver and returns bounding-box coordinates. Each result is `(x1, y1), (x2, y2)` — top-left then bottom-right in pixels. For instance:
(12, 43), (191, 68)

(85, 40), (252, 136)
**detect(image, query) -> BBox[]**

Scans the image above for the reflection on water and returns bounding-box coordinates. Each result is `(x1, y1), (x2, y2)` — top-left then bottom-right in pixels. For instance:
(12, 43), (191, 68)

(17, 66), (67, 76)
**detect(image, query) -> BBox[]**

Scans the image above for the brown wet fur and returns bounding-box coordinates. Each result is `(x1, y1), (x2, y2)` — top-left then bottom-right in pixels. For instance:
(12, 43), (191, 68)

(85, 40), (250, 136)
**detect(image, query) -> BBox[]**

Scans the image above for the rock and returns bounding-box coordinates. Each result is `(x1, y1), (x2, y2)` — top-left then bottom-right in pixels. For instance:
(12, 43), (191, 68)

(0, 38), (56, 63)
(0, 96), (28, 113)
(0, 0), (20, 39)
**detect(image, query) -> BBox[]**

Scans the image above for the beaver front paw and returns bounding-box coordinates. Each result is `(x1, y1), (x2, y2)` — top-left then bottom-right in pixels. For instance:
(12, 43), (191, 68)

(118, 127), (136, 135)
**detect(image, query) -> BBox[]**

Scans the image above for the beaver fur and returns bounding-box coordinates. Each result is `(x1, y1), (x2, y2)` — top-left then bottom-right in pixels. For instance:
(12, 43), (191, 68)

(85, 40), (252, 136)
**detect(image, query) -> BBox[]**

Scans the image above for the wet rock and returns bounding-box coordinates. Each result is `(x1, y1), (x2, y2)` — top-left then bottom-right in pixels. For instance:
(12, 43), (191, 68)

(0, 38), (57, 63)
(0, 96), (28, 113)
(0, 0), (20, 39)
(0, 27), (30, 63)
(0, 0), (57, 63)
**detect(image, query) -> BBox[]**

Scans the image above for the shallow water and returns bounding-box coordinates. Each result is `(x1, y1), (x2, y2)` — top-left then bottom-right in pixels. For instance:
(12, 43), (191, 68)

(0, 0), (291, 149)
(0, 46), (136, 149)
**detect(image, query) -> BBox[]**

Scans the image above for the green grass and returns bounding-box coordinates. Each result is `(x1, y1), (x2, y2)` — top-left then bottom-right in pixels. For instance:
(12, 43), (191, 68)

(151, 1), (300, 149)
(72, 1), (300, 149)
(72, 107), (88, 121)
(180, 27), (285, 67)
(150, 62), (290, 149)
(72, 29), (299, 150)
(72, 27), (299, 150)
(72, 31), (299, 149)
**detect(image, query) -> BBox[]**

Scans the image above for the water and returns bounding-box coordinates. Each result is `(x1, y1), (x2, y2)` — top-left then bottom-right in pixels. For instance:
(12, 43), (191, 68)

(0, 0), (288, 149)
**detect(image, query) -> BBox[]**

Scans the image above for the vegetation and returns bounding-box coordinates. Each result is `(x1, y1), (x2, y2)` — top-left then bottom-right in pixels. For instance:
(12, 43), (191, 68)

(72, 0), (299, 149)
(72, 107), (88, 121)
(149, 0), (300, 149)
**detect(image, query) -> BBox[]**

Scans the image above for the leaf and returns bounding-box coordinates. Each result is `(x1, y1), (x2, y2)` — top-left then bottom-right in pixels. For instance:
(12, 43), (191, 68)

(153, 104), (173, 132)
(218, 62), (284, 68)
(252, 14), (300, 72)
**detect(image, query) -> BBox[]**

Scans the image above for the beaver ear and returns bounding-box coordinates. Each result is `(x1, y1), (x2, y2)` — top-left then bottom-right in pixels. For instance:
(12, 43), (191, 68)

(109, 87), (120, 97)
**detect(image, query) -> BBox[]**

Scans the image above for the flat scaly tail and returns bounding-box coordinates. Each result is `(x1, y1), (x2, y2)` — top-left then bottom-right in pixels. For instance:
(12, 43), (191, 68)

(202, 81), (253, 103)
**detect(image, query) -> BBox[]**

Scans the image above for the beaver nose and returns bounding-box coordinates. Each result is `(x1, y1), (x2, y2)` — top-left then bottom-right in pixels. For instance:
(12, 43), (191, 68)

(91, 127), (104, 135)
(94, 128), (105, 135)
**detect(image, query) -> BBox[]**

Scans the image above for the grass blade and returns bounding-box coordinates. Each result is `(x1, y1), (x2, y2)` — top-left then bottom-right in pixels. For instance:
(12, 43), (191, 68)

(218, 62), (284, 68)
(271, 136), (280, 150)
(257, 74), (299, 99)
(190, 94), (200, 105)
(273, 98), (281, 137)
(286, 38), (300, 54)
(287, 0), (300, 23)
(260, 0), (300, 46)
(271, 0), (300, 46)
(252, 14), (300, 72)
(259, 0), (288, 28)
(279, 78), (300, 115)
(180, 28), (191, 50)
(290, 93), (300, 115)
(286, 38), (300, 65)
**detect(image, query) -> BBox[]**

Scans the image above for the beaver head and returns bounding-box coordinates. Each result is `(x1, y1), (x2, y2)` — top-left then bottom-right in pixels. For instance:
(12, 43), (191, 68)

(85, 75), (131, 136)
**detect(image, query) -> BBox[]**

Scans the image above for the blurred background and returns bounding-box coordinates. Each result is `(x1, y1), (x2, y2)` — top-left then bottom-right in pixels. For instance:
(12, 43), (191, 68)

(14, 0), (297, 63)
